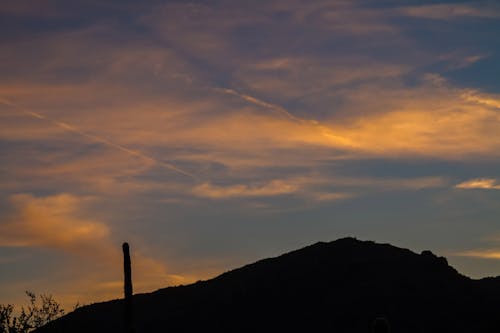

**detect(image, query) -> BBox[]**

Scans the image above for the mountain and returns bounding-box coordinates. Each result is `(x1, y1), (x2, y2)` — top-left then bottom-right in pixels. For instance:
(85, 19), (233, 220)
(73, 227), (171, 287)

(35, 238), (500, 332)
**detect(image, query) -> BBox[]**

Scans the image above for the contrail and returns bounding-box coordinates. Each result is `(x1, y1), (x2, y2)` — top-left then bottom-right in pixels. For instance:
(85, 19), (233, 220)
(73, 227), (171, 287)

(213, 87), (302, 122)
(212, 87), (358, 148)
(0, 99), (196, 180)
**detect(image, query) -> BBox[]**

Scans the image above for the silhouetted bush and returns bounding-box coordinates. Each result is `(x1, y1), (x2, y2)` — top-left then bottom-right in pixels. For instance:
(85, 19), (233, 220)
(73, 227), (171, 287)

(0, 291), (64, 333)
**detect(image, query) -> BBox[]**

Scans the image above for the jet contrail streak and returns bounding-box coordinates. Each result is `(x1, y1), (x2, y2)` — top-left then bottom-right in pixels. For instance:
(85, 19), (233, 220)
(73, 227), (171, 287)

(213, 87), (303, 122)
(0, 100), (196, 180)
(213, 87), (358, 148)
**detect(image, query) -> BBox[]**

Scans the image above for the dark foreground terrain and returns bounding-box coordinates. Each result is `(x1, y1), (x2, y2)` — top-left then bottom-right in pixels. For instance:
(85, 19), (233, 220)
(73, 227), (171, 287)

(35, 238), (500, 332)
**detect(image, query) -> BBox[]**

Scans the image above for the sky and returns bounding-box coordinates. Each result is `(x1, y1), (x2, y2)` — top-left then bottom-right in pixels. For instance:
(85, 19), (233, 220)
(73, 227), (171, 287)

(1, 0), (500, 309)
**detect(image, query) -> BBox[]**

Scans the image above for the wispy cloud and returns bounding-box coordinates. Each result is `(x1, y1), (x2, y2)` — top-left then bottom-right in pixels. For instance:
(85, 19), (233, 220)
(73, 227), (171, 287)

(0, 100), (195, 179)
(192, 180), (298, 199)
(438, 52), (490, 70)
(461, 90), (500, 109)
(0, 193), (110, 254)
(330, 176), (448, 191)
(397, 4), (500, 20)
(325, 76), (500, 158)
(454, 250), (500, 259)
(456, 178), (500, 190)
(312, 192), (352, 202)
(191, 175), (446, 201)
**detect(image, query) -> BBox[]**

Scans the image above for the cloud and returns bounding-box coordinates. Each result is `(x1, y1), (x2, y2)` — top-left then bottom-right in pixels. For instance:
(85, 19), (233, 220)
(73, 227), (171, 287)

(397, 4), (500, 20)
(10, 102), (194, 179)
(2, 3), (499, 177)
(0, 193), (188, 304)
(456, 178), (500, 190)
(454, 250), (500, 260)
(0, 1), (60, 17)
(191, 175), (446, 201)
(461, 90), (500, 109)
(324, 77), (500, 158)
(305, 3), (398, 35)
(330, 176), (448, 191)
(192, 180), (298, 199)
(438, 52), (490, 70)
(312, 192), (352, 201)
(0, 194), (110, 254)
(233, 56), (410, 100)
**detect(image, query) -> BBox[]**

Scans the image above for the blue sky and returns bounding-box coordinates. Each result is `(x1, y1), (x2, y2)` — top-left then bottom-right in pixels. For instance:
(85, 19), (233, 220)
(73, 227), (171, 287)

(1, 0), (500, 308)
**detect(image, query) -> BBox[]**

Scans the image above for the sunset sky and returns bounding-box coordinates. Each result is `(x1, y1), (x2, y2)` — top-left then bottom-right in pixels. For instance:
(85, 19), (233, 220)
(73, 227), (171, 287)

(1, 0), (500, 309)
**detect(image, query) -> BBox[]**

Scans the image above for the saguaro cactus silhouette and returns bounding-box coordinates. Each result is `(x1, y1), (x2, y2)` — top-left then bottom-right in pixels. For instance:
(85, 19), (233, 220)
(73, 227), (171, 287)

(122, 242), (134, 333)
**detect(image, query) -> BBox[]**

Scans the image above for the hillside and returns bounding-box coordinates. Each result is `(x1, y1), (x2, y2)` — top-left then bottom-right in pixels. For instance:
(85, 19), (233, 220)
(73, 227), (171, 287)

(35, 238), (500, 332)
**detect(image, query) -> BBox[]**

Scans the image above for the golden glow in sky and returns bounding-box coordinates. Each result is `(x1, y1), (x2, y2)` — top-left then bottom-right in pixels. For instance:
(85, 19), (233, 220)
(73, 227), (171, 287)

(1, 0), (500, 309)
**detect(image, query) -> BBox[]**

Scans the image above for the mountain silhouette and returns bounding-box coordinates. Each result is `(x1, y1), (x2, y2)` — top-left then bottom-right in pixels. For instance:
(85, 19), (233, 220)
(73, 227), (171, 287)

(35, 238), (500, 332)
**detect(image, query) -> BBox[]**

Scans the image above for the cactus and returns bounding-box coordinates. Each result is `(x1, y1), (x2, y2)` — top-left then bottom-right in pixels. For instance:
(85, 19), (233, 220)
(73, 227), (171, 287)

(122, 242), (134, 333)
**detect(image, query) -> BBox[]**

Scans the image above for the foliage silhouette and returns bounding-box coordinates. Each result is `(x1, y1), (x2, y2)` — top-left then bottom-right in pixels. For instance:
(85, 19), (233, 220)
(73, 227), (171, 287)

(0, 291), (64, 333)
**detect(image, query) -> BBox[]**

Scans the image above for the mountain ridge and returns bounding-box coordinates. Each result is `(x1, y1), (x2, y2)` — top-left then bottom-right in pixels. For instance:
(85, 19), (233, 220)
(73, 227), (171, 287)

(35, 237), (500, 332)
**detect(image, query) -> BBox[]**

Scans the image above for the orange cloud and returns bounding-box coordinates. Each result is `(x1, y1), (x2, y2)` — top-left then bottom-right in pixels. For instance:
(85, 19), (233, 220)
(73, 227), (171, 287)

(0, 193), (193, 306)
(3, 64), (500, 173)
(192, 180), (298, 199)
(3, 73), (498, 212)
(456, 179), (500, 190)
(461, 90), (500, 109)
(177, 78), (500, 161)
(325, 80), (500, 158)
(191, 175), (444, 201)
(0, 194), (109, 254)
(312, 192), (352, 201)
(455, 250), (500, 259)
